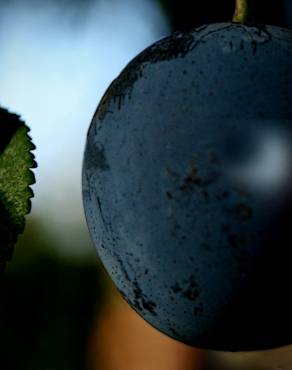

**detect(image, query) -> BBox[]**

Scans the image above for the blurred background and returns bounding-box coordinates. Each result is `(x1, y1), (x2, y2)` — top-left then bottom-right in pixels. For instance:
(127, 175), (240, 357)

(0, 1), (292, 369)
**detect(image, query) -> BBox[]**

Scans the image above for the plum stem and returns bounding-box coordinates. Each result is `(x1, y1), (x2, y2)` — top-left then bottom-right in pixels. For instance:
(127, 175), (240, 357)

(233, 0), (250, 23)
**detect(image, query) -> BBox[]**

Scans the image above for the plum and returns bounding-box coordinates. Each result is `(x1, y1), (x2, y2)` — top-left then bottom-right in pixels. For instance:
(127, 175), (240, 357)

(82, 22), (292, 350)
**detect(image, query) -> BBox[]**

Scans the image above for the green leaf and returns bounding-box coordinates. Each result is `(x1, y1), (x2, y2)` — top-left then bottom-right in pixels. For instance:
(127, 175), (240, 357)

(0, 107), (36, 271)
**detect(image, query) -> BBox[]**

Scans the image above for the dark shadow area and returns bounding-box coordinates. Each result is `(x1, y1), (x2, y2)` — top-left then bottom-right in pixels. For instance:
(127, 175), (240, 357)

(0, 221), (106, 370)
(160, 0), (288, 31)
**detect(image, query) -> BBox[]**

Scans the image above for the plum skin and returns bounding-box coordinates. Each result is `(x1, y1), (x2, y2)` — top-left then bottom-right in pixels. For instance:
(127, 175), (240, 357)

(82, 22), (292, 351)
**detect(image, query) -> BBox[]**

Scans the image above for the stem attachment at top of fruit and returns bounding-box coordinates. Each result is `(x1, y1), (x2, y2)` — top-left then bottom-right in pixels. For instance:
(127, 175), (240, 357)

(233, 0), (250, 24)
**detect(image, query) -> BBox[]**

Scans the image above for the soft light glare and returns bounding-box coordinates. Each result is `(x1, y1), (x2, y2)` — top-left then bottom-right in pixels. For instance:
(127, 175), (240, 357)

(230, 127), (292, 194)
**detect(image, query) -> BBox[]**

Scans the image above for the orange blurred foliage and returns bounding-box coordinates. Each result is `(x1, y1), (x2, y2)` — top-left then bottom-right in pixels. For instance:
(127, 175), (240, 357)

(87, 286), (205, 370)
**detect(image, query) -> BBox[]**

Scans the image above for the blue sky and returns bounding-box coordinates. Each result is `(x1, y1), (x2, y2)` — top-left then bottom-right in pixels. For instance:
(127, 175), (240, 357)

(0, 0), (169, 257)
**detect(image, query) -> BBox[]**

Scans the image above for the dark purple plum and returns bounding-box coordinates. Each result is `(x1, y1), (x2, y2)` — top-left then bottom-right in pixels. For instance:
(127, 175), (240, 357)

(82, 23), (292, 351)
